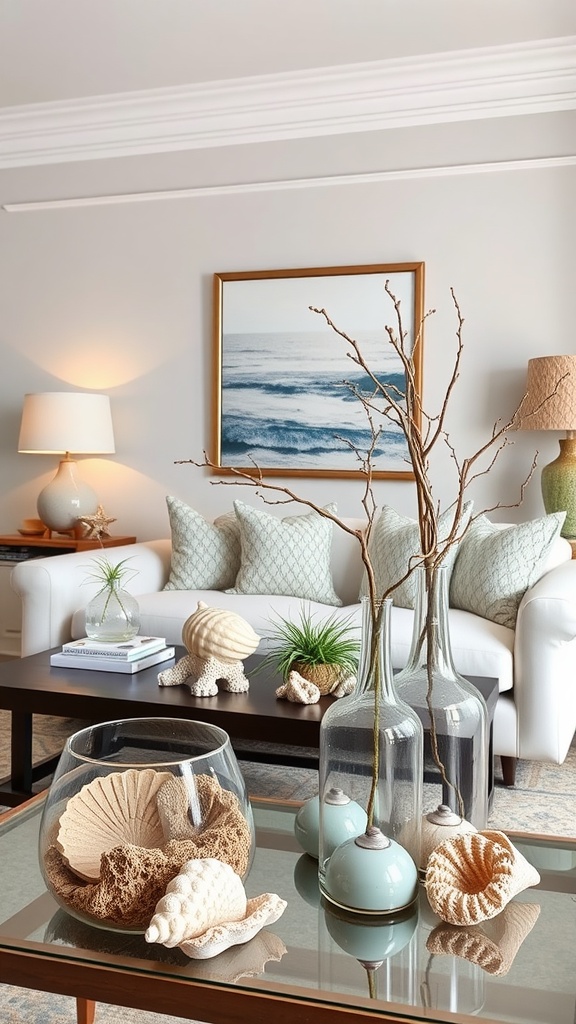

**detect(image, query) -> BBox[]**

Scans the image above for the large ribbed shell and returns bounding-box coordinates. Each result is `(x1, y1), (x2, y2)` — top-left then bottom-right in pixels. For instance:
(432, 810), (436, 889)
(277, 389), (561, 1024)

(425, 830), (541, 926)
(56, 768), (172, 882)
(145, 857), (247, 947)
(182, 602), (260, 663)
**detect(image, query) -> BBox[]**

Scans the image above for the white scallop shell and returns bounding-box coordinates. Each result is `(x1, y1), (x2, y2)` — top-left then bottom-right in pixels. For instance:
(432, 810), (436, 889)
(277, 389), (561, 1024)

(145, 857), (247, 947)
(56, 768), (172, 882)
(182, 602), (260, 663)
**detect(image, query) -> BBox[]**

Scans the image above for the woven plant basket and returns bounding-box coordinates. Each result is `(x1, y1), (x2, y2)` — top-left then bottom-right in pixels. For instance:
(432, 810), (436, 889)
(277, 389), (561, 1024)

(292, 662), (344, 695)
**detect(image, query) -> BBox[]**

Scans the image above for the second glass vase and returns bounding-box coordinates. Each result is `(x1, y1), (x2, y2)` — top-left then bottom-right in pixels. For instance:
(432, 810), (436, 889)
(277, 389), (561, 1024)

(318, 597), (423, 914)
(394, 566), (489, 830)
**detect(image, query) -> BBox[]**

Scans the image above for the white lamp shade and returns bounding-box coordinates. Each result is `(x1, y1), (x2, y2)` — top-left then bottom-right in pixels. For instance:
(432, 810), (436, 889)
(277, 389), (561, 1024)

(18, 392), (115, 455)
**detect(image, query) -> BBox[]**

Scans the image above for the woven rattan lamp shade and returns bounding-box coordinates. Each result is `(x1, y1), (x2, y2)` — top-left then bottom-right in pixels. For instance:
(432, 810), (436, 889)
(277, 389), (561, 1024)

(520, 356), (576, 539)
(521, 356), (576, 431)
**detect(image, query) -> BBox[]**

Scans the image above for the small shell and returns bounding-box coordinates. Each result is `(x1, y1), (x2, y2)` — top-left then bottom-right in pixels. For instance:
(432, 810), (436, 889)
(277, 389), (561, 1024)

(276, 671), (320, 704)
(425, 829), (541, 926)
(145, 857), (247, 947)
(56, 768), (172, 882)
(182, 602), (260, 663)
(179, 892), (287, 959)
(426, 901), (541, 977)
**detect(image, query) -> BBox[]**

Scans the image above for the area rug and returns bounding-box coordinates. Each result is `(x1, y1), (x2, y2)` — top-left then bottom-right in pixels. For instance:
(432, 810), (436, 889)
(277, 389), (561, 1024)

(0, 713), (574, 1023)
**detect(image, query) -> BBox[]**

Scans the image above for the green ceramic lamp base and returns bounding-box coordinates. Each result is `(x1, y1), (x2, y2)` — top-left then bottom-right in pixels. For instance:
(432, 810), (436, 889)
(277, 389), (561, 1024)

(541, 438), (576, 538)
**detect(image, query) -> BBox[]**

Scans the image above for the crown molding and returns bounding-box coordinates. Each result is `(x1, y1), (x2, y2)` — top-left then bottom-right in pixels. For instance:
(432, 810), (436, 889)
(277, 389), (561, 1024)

(4, 155), (575, 212)
(1, 37), (575, 169)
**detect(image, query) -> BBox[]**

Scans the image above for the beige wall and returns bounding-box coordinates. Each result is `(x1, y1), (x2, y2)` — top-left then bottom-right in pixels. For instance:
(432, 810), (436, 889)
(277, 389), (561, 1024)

(1, 3), (575, 540)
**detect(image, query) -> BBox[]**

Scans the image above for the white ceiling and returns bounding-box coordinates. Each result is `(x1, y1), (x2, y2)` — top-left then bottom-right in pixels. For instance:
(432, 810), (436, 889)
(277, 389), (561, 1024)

(1, 0), (575, 107)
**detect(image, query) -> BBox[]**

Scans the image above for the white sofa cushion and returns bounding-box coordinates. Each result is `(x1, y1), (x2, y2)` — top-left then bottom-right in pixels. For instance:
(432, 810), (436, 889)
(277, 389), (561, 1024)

(163, 497), (241, 591)
(226, 500), (342, 606)
(450, 511), (566, 628)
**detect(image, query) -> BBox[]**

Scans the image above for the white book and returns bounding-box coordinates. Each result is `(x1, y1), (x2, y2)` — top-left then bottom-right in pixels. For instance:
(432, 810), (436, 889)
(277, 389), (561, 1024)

(61, 636), (167, 660)
(50, 646), (176, 674)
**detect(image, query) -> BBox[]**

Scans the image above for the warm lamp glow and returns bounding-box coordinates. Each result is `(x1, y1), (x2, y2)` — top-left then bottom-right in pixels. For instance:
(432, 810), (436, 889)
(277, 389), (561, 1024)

(18, 392), (115, 534)
(520, 356), (576, 538)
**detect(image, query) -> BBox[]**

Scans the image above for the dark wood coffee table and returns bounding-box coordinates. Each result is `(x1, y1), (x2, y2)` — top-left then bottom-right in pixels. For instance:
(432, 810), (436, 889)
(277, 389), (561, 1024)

(0, 648), (498, 808)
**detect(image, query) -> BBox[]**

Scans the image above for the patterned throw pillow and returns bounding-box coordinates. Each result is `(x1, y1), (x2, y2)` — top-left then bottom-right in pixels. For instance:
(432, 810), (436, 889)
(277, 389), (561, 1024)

(449, 511), (566, 628)
(163, 496), (241, 591)
(360, 503), (473, 609)
(226, 500), (342, 606)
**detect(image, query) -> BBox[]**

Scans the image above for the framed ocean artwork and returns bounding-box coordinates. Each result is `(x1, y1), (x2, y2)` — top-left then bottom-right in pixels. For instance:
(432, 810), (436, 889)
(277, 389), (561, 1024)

(212, 262), (425, 479)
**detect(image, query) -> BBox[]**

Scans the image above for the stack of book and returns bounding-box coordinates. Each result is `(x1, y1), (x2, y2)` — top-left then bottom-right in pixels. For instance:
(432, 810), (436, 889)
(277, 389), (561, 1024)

(49, 635), (175, 674)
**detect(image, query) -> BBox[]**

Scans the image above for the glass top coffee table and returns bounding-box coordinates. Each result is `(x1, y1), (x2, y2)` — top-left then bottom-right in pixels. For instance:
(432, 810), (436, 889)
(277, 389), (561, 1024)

(0, 793), (575, 1024)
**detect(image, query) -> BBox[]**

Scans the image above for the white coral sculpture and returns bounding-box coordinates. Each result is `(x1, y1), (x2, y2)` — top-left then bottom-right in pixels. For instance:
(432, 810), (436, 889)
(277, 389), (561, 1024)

(158, 602), (260, 697)
(145, 857), (287, 959)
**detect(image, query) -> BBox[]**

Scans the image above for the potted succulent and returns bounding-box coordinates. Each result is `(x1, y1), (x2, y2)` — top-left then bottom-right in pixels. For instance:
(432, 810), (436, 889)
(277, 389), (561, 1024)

(83, 555), (141, 641)
(260, 607), (360, 695)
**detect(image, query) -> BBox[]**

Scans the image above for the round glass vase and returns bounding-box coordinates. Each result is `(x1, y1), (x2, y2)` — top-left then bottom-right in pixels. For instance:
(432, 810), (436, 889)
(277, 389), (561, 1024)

(318, 597), (423, 915)
(85, 580), (140, 641)
(394, 565), (489, 830)
(38, 717), (256, 933)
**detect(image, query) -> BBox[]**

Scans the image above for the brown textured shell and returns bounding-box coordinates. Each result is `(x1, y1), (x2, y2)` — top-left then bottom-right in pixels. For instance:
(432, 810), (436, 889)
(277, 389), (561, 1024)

(425, 830), (541, 926)
(182, 602), (260, 663)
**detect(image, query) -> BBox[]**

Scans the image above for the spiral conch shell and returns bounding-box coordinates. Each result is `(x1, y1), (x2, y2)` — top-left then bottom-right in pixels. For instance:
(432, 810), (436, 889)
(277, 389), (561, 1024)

(425, 829), (541, 926)
(181, 602), (260, 663)
(145, 857), (287, 959)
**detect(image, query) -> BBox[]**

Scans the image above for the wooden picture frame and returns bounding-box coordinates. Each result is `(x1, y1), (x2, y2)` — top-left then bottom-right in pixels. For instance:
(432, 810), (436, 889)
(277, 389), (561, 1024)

(212, 262), (425, 479)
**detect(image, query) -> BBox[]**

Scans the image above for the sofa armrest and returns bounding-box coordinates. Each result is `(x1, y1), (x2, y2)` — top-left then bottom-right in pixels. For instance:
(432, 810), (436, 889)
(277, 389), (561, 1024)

(11, 540), (171, 657)
(513, 559), (576, 762)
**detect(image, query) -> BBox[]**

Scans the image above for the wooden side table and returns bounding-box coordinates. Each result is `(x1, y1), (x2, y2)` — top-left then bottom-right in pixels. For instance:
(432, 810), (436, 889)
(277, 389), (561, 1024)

(0, 534), (137, 656)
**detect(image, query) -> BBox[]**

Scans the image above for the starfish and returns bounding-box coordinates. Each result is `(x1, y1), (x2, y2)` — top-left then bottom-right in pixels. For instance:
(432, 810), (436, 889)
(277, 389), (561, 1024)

(77, 505), (117, 539)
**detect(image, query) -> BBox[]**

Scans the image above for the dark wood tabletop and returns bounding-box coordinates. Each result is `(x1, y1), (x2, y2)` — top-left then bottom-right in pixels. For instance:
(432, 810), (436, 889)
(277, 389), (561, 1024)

(0, 648), (498, 807)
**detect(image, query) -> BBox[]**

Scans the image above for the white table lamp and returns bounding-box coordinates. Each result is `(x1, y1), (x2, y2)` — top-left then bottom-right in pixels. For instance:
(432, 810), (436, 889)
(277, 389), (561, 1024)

(18, 392), (115, 534)
(520, 355), (576, 538)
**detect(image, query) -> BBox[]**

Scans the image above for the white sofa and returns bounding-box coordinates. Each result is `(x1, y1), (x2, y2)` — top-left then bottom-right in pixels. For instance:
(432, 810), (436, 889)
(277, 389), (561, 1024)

(11, 518), (576, 781)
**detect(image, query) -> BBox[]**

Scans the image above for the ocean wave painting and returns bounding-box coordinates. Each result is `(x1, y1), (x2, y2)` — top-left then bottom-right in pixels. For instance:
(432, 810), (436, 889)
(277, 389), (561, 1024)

(216, 267), (423, 476)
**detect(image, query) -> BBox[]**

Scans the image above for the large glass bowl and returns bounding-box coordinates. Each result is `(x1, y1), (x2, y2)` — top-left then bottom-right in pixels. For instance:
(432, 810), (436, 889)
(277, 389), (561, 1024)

(39, 717), (255, 933)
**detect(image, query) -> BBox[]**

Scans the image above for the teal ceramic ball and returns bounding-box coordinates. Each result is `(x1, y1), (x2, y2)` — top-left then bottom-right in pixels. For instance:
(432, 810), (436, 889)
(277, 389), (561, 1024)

(324, 831), (418, 914)
(294, 793), (368, 859)
(324, 904), (418, 961)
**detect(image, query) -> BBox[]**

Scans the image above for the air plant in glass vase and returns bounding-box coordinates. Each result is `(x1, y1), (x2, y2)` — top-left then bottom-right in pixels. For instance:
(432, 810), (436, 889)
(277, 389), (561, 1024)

(181, 281), (542, 914)
(83, 555), (141, 642)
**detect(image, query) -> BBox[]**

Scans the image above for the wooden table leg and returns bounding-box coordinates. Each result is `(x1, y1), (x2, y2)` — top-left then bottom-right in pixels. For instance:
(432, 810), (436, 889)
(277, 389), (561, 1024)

(76, 997), (96, 1024)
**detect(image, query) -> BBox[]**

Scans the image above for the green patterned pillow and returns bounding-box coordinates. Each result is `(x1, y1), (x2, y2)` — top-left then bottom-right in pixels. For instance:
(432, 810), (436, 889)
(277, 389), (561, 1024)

(449, 512), (566, 628)
(226, 500), (342, 606)
(360, 503), (473, 609)
(163, 497), (241, 591)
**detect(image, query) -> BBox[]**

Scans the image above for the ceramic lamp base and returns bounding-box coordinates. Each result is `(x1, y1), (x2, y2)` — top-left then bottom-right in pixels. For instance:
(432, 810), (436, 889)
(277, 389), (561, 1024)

(37, 457), (98, 533)
(541, 438), (576, 537)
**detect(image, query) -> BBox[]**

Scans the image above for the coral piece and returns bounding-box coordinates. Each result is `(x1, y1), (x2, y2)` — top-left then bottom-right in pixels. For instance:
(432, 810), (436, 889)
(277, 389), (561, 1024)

(181, 602), (260, 663)
(56, 768), (172, 882)
(425, 829), (541, 926)
(158, 651), (250, 697)
(426, 901), (541, 977)
(178, 892), (287, 959)
(276, 671), (321, 704)
(145, 858), (247, 948)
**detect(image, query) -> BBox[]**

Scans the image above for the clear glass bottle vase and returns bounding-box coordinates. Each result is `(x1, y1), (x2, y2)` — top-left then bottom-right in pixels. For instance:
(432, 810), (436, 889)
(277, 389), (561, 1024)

(85, 580), (140, 641)
(394, 565), (489, 830)
(318, 597), (423, 911)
